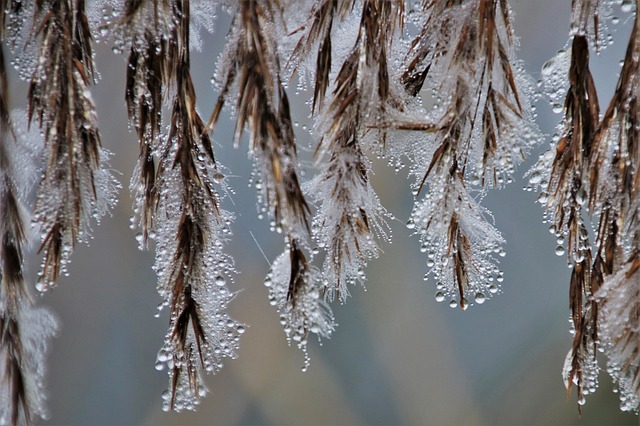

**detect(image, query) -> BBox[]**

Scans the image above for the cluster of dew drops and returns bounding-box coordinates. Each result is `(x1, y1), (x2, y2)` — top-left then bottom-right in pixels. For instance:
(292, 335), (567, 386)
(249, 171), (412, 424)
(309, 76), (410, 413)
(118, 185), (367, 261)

(405, 215), (504, 310)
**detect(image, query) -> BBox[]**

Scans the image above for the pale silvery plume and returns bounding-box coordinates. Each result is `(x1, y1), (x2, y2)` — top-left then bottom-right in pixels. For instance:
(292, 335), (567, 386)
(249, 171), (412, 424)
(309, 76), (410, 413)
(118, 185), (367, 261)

(595, 252), (640, 413)
(398, 0), (540, 308)
(0, 59), (58, 425)
(410, 173), (504, 308)
(209, 0), (328, 365)
(265, 241), (335, 371)
(295, 0), (401, 302)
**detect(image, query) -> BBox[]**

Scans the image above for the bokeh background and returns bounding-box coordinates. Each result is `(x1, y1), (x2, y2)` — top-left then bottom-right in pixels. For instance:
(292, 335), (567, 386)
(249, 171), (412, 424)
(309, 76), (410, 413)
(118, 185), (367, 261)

(6, 0), (640, 424)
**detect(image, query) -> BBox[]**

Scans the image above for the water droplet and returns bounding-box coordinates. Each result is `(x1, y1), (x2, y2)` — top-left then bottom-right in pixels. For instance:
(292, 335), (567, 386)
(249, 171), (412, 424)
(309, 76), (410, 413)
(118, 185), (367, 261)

(537, 192), (549, 204)
(541, 59), (555, 76)
(449, 300), (458, 308)
(214, 276), (226, 287)
(475, 293), (486, 304)
(555, 245), (566, 256)
(529, 171), (542, 185)
(621, 0), (634, 13)
(489, 284), (498, 294)
(435, 291), (445, 302)
(576, 187), (587, 206)
(35, 280), (47, 293)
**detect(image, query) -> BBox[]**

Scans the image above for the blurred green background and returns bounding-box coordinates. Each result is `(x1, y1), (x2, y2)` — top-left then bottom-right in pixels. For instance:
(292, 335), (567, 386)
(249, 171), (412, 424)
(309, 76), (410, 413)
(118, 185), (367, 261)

(7, 1), (640, 425)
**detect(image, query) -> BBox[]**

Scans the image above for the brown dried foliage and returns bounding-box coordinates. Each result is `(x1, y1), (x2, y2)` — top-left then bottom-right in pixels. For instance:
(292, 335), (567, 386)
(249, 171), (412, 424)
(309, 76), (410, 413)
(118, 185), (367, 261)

(287, 238), (309, 308)
(27, 0), (103, 291)
(305, 0), (401, 298)
(590, 9), (640, 252)
(154, 0), (221, 407)
(546, 33), (600, 406)
(0, 18), (30, 425)
(587, 8), (640, 408)
(1, 6), (31, 423)
(448, 208), (472, 309)
(402, 0), (524, 190)
(122, 0), (180, 244)
(210, 0), (310, 236)
(290, 0), (356, 113)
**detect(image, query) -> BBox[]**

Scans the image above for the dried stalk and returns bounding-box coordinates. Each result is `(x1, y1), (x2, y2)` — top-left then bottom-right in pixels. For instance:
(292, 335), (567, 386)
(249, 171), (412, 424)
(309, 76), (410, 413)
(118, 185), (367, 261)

(135, 1), (243, 411)
(0, 23), (29, 425)
(530, 1), (602, 409)
(290, 0), (356, 113)
(27, 0), (116, 292)
(210, 0), (332, 366)
(302, 0), (400, 302)
(401, 0), (536, 308)
(118, 0), (178, 245)
(210, 0), (310, 237)
(1, 6), (58, 424)
(589, 5), (640, 412)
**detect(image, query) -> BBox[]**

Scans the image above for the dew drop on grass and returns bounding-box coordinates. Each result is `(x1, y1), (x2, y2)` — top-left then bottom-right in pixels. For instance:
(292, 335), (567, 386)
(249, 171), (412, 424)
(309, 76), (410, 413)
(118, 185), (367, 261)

(621, 0), (634, 13)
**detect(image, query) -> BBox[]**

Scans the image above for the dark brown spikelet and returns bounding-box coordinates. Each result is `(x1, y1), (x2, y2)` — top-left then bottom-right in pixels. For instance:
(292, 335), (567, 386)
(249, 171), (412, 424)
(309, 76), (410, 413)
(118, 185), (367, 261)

(209, 1), (327, 365)
(166, 209), (207, 410)
(317, 46), (377, 300)
(120, 0), (179, 245)
(588, 6), (640, 411)
(589, 6), (640, 256)
(149, 1), (242, 412)
(539, 12), (600, 408)
(1, 9), (58, 422)
(0, 317), (29, 426)
(300, 0), (401, 301)
(398, 0), (532, 310)
(27, 0), (115, 292)
(401, 0), (462, 97)
(287, 238), (309, 308)
(0, 20), (29, 424)
(162, 1), (211, 407)
(290, 0), (357, 113)
(210, 0), (310, 237)
(404, 0), (528, 187)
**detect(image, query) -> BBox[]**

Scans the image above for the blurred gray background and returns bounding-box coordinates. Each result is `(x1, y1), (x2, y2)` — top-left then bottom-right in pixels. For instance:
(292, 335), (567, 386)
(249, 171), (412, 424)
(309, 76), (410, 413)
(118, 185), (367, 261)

(6, 0), (640, 425)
